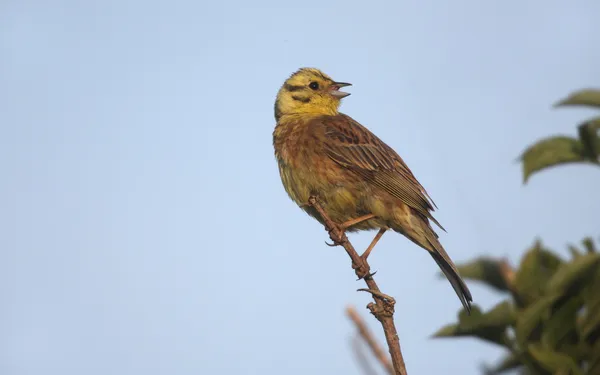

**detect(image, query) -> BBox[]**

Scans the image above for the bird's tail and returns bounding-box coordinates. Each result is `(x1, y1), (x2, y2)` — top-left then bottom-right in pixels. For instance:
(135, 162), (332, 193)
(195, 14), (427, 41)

(429, 248), (473, 314)
(393, 215), (473, 313)
(426, 230), (472, 313)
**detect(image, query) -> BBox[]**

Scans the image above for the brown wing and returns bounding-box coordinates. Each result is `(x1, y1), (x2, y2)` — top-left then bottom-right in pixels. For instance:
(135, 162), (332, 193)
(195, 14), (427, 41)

(320, 113), (445, 231)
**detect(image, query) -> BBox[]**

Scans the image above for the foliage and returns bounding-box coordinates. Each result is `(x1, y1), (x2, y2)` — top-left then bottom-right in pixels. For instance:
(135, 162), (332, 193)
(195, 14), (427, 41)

(432, 239), (600, 375)
(432, 88), (600, 374)
(519, 88), (600, 183)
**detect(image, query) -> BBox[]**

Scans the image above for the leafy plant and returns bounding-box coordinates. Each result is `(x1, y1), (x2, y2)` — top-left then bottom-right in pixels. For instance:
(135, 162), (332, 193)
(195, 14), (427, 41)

(432, 239), (600, 375)
(519, 88), (600, 183)
(433, 88), (600, 374)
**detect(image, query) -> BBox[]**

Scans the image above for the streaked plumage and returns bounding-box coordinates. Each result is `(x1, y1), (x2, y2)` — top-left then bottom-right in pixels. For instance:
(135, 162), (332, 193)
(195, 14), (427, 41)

(273, 68), (472, 312)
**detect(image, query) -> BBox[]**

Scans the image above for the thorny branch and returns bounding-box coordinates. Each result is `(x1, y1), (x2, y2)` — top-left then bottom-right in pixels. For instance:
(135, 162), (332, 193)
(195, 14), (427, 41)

(307, 196), (408, 375)
(346, 305), (394, 375)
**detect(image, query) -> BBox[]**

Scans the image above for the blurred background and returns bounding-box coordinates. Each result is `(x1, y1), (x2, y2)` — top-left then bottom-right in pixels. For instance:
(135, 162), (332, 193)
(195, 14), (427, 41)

(2, 0), (599, 374)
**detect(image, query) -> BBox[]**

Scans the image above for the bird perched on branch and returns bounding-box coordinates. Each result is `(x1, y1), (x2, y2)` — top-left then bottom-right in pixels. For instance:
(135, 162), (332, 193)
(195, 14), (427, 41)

(272, 67), (472, 313)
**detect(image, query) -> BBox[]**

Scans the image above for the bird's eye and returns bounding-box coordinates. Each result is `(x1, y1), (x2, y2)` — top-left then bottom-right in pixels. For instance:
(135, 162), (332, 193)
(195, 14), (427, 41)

(309, 81), (319, 90)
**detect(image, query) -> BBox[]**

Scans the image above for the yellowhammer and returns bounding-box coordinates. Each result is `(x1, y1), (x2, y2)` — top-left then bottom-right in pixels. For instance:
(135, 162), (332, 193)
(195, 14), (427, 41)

(272, 67), (472, 312)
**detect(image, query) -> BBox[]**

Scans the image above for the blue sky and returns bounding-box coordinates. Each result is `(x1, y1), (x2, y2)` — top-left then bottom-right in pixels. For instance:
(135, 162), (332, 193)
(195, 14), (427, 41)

(2, 0), (599, 374)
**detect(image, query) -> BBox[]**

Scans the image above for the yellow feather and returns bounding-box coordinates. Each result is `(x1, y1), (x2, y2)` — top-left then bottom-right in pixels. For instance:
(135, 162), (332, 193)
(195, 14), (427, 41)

(274, 68), (342, 120)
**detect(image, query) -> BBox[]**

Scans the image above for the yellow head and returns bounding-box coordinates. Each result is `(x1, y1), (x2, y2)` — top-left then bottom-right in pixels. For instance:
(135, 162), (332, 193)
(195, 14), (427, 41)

(274, 68), (351, 121)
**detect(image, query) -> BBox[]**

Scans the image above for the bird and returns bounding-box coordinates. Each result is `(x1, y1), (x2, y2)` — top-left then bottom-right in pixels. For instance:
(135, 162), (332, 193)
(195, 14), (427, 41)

(272, 67), (473, 313)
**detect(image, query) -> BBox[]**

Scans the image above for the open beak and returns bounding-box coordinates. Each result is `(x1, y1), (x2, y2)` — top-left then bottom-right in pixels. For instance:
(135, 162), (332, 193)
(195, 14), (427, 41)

(329, 82), (352, 98)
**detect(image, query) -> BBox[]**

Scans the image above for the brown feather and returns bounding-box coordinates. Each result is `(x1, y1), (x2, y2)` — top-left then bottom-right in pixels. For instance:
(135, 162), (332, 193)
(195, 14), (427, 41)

(320, 114), (445, 231)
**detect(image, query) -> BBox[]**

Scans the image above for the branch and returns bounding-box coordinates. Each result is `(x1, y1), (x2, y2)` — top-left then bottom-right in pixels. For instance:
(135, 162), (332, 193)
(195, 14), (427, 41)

(351, 334), (379, 375)
(307, 196), (408, 375)
(347, 305), (394, 375)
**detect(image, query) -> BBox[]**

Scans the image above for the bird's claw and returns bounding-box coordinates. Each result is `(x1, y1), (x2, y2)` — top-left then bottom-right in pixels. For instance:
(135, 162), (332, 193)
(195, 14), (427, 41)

(355, 270), (377, 281)
(325, 241), (339, 247)
(325, 227), (347, 247)
(352, 258), (372, 280)
(357, 288), (396, 304)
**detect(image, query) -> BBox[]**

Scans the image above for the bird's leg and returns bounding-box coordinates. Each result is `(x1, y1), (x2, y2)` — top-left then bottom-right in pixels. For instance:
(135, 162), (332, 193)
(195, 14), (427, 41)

(323, 214), (377, 247)
(307, 196), (377, 279)
(339, 214), (376, 230)
(325, 214), (376, 247)
(327, 222), (385, 273)
(361, 227), (387, 261)
(351, 228), (387, 280)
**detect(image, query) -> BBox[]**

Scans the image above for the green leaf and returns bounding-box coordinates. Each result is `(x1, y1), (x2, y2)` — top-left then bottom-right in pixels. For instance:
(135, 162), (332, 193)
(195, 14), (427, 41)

(559, 342), (592, 364)
(458, 304), (482, 324)
(483, 353), (522, 374)
(577, 119), (600, 161)
(516, 296), (556, 348)
(430, 305), (485, 339)
(580, 265), (600, 344)
(432, 302), (515, 348)
(582, 237), (597, 254)
(554, 89), (600, 109)
(519, 136), (587, 183)
(581, 259), (600, 304)
(568, 244), (583, 259)
(581, 307), (600, 345)
(587, 340), (600, 375)
(514, 240), (564, 306)
(527, 344), (582, 375)
(460, 301), (515, 330)
(545, 253), (600, 297)
(431, 323), (461, 338)
(519, 354), (553, 375)
(449, 257), (512, 292)
(541, 296), (582, 350)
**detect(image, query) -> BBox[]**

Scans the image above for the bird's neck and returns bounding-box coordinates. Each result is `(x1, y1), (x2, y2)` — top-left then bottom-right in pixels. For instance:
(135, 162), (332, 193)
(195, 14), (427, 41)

(274, 96), (339, 122)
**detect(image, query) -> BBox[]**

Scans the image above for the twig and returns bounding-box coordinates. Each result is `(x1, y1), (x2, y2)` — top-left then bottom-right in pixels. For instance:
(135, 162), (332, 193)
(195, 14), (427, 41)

(351, 334), (379, 375)
(346, 305), (394, 375)
(307, 196), (408, 375)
